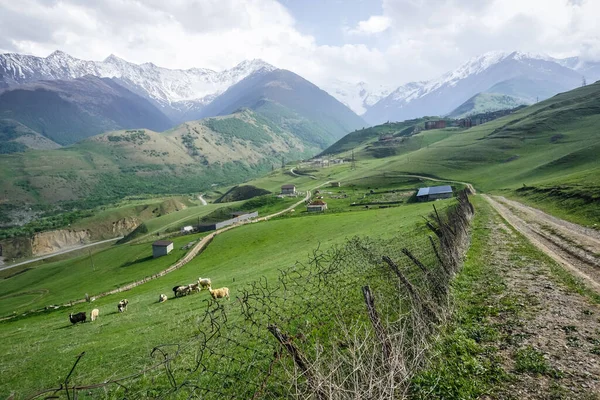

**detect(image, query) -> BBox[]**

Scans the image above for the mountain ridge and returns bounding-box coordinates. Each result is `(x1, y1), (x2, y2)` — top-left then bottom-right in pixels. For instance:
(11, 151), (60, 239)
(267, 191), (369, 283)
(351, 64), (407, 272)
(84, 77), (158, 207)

(363, 51), (599, 124)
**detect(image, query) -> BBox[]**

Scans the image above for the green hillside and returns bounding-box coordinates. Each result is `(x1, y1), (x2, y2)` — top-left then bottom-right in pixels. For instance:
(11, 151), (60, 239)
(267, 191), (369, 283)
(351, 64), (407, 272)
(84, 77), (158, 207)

(447, 92), (529, 118)
(319, 82), (600, 225)
(0, 109), (320, 211)
(319, 117), (434, 156)
(0, 119), (60, 153)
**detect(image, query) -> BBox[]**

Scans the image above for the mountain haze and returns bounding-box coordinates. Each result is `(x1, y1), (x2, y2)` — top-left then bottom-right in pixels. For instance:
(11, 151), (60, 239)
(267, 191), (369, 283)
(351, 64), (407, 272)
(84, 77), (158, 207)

(195, 68), (367, 147)
(0, 76), (173, 145)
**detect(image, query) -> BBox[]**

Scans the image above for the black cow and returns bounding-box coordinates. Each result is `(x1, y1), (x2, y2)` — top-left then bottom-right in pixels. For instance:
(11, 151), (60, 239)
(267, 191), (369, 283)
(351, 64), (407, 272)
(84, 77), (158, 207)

(69, 312), (86, 324)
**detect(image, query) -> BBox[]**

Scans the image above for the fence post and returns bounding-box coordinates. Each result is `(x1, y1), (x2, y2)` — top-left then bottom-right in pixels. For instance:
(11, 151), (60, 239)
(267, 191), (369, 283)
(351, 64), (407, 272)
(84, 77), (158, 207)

(382, 256), (438, 323)
(362, 286), (391, 361)
(267, 324), (326, 400)
(401, 248), (447, 303)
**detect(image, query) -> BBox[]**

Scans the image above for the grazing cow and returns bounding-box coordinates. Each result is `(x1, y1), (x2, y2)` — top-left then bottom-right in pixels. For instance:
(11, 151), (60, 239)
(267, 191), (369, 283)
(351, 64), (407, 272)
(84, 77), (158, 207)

(208, 287), (230, 300)
(198, 278), (211, 290)
(117, 299), (128, 313)
(90, 308), (99, 321)
(173, 285), (186, 297)
(69, 312), (86, 324)
(159, 294), (168, 303)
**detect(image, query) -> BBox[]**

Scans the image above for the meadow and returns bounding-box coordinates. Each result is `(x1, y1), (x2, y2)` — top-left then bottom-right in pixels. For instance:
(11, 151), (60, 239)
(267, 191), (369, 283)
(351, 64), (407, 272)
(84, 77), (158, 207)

(0, 186), (451, 397)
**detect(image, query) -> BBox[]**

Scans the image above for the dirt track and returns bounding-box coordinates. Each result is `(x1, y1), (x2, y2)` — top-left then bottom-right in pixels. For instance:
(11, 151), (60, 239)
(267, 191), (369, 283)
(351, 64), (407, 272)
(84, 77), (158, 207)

(483, 207), (600, 398)
(484, 195), (600, 292)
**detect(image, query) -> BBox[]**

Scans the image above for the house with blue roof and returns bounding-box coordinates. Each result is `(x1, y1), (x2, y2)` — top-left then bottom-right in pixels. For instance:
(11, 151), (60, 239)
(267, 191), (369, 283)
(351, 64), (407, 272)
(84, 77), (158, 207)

(416, 185), (453, 201)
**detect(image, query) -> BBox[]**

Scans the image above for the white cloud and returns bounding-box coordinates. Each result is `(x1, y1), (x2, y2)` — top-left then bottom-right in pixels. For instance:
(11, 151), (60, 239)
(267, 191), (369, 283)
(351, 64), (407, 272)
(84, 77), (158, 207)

(0, 0), (599, 92)
(347, 15), (392, 35)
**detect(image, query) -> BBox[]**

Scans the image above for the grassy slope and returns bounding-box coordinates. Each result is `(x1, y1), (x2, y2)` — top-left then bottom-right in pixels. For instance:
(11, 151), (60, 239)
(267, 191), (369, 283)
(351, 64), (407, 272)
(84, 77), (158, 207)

(0, 197), (450, 397)
(447, 92), (529, 118)
(319, 82), (600, 225)
(0, 108), (320, 208)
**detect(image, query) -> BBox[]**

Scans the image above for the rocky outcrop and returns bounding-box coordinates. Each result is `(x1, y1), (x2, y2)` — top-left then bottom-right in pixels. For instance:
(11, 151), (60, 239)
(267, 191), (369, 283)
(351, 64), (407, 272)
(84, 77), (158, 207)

(111, 217), (141, 236)
(31, 229), (91, 256)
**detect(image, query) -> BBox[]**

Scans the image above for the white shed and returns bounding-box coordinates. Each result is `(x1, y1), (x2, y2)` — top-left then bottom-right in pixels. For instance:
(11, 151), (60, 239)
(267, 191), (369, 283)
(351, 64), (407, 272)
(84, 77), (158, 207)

(152, 240), (174, 258)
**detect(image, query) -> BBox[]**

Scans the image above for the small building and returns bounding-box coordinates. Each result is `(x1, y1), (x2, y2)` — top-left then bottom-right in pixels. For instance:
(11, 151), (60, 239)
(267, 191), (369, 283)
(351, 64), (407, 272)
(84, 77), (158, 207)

(424, 120), (447, 130)
(198, 223), (218, 232)
(152, 240), (174, 258)
(281, 184), (296, 195)
(330, 182), (341, 187)
(307, 200), (328, 212)
(416, 185), (453, 202)
(181, 225), (194, 233)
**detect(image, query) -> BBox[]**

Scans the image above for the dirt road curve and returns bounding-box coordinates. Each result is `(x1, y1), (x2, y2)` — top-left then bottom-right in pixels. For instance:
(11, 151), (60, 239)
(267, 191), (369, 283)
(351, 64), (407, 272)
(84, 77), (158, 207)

(484, 195), (600, 292)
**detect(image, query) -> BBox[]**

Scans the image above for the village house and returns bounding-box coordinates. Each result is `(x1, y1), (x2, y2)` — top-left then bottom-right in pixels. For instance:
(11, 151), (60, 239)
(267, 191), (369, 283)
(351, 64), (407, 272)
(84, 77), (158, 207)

(198, 211), (259, 232)
(180, 225), (194, 234)
(424, 120), (447, 130)
(307, 200), (328, 212)
(281, 184), (296, 195)
(416, 185), (453, 202)
(152, 240), (174, 258)
(330, 182), (341, 187)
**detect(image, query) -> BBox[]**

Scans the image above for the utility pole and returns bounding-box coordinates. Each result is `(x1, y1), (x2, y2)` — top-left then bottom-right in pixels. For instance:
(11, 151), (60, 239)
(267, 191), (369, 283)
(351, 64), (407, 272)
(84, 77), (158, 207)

(351, 149), (356, 170)
(281, 156), (285, 169)
(582, 76), (587, 87)
(89, 249), (95, 271)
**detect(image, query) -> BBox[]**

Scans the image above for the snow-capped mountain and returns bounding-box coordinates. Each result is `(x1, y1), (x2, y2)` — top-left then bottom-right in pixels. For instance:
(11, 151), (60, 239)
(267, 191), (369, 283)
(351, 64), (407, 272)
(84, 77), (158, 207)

(321, 80), (394, 115)
(0, 50), (276, 122)
(364, 51), (590, 124)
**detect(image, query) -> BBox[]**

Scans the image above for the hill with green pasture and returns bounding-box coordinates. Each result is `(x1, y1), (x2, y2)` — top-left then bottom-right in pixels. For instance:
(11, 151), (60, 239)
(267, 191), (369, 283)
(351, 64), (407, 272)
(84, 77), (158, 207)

(0, 119), (60, 154)
(447, 92), (529, 118)
(319, 81), (600, 225)
(0, 108), (320, 212)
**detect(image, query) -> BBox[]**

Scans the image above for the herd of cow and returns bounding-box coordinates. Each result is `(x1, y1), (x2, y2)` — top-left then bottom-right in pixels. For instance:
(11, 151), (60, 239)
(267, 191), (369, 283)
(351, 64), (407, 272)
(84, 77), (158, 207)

(68, 277), (230, 325)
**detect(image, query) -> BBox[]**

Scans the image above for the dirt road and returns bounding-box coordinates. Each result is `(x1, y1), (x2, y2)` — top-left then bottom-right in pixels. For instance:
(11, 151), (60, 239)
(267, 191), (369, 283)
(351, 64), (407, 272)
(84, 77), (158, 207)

(481, 206), (600, 397)
(484, 195), (600, 292)
(0, 237), (123, 272)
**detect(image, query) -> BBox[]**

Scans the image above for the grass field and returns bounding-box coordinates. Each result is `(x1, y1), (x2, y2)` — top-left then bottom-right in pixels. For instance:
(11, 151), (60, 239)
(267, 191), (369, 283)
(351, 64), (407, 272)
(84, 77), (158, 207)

(0, 189), (451, 397)
(302, 82), (600, 226)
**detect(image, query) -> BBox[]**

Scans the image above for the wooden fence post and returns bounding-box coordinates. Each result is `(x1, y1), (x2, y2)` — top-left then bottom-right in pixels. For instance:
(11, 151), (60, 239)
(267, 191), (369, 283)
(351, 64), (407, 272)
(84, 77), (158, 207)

(267, 325), (326, 400)
(362, 286), (391, 361)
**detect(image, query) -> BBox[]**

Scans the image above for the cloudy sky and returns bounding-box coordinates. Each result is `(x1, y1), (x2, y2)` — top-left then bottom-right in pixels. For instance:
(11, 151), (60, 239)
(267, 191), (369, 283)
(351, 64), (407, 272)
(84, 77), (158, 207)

(0, 0), (599, 88)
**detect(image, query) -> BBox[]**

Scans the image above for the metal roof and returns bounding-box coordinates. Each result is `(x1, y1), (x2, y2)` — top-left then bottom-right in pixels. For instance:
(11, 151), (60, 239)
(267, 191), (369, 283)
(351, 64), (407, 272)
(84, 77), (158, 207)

(281, 184), (296, 189)
(416, 185), (453, 197)
(153, 240), (174, 246)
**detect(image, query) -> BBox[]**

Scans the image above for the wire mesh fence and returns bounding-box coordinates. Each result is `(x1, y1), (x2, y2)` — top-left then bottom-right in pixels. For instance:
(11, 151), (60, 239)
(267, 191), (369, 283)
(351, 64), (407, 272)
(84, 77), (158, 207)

(27, 190), (474, 400)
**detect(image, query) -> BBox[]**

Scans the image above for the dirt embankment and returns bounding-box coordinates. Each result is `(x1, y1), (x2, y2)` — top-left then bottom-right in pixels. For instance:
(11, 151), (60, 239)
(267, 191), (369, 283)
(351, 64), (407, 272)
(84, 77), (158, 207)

(31, 229), (92, 256)
(484, 195), (600, 292)
(110, 217), (141, 236)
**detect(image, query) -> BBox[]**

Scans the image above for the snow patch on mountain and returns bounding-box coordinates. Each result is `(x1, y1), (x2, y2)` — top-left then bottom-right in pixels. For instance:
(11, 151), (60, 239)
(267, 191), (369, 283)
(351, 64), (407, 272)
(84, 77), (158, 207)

(0, 51), (276, 107)
(323, 80), (394, 115)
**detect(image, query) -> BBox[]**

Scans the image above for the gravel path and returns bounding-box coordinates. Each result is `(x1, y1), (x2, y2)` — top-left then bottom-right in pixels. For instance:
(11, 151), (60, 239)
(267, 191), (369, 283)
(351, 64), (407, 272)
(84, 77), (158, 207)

(484, 195), (600, 292)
